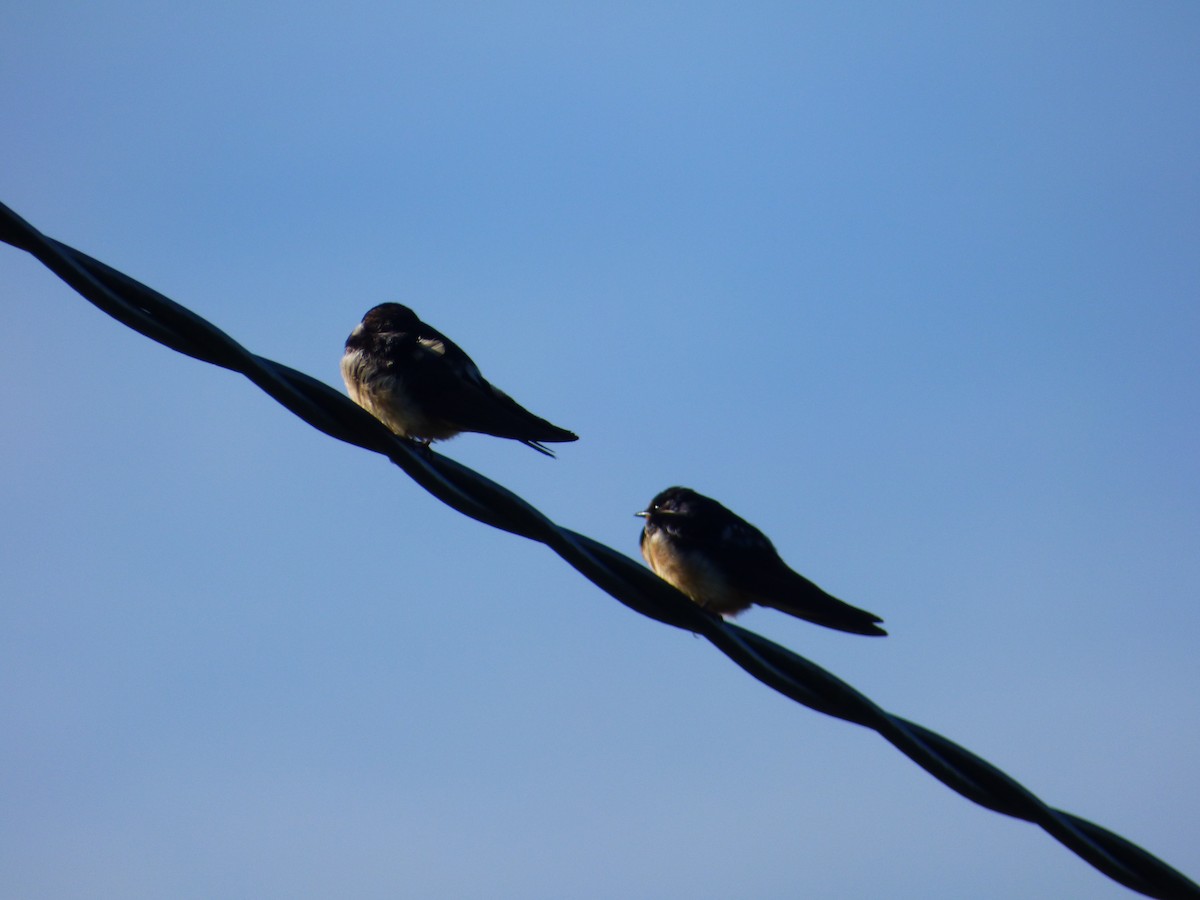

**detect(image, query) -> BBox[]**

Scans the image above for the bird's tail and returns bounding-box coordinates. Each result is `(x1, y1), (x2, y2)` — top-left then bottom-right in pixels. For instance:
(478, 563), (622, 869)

(515, 421), (578, 456)
(764, 572), (888, 636)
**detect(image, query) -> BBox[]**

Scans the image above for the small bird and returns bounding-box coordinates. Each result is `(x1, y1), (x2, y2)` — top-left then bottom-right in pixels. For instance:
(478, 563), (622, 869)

(637, 486), (886, 636)
(341, 303), (578, 456)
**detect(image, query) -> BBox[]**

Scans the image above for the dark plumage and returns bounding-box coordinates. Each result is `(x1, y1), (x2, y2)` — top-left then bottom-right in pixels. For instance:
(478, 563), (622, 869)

(637, 486), (886, 636)
(341, 303), (578, 456)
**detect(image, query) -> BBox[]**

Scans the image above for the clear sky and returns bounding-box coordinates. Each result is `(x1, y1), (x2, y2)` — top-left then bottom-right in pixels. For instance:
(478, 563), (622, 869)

(2, 3), (1197, 898)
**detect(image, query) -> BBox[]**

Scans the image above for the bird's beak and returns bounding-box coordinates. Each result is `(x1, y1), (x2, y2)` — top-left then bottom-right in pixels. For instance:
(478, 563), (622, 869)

(634, 510), (649, 518)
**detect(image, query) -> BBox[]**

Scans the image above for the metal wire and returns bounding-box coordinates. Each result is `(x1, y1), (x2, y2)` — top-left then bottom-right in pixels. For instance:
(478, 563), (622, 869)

(2, 199), (1196, 900)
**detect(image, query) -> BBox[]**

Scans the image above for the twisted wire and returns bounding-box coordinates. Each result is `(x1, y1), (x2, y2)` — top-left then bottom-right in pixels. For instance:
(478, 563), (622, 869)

(2, 200), (1195, 900)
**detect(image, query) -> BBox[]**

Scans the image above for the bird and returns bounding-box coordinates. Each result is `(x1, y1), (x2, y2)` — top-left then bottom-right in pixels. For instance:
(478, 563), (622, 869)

(637, 486), (886, 636)
(341, 303), (578, 456)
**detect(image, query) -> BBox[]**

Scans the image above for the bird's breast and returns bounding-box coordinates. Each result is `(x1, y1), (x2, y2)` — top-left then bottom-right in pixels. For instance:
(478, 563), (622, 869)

(341, 349), (459, 441)
(641, 529), (751, 616)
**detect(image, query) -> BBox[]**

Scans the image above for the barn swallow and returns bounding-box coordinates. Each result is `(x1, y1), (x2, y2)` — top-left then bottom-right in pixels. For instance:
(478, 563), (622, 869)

(341, 303), (578, 456)
(637, 486), (886, 636)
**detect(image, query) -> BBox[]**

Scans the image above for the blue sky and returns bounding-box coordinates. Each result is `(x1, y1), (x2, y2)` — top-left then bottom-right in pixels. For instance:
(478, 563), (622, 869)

(2, 3), (1198, 898)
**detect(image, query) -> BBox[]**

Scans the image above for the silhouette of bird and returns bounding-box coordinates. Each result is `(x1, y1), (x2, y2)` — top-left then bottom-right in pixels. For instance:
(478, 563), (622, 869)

(341, 303), (578, 456)
(637, 486), (886, 636)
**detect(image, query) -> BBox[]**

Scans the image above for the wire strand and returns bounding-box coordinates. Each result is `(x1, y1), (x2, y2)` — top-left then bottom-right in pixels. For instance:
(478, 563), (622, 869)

(2, 200), (1195, 900)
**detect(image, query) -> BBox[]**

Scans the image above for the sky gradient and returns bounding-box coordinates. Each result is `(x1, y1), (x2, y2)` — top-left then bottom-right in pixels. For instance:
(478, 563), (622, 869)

(2, 4), (1198, 898)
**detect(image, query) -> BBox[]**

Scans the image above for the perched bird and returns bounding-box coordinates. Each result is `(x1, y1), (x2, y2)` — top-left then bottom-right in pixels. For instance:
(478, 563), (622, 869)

(637, 486), (886, 636)
(341, 303), (578, 456)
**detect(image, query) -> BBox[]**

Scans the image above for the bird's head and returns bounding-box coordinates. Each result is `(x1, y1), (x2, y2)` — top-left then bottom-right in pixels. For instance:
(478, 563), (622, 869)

(359, 303), (421, 334)
(636, 486), (703, 523)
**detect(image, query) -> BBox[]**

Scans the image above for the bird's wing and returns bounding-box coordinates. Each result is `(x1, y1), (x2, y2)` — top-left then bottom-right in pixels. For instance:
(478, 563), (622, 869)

(680, 518), (886, 636)
(408, 330), (576, 444)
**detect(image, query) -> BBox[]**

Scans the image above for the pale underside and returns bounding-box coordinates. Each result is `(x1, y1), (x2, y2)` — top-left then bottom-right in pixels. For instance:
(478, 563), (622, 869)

(640, 528), (753, 616)
(340, 347), (461, 441)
